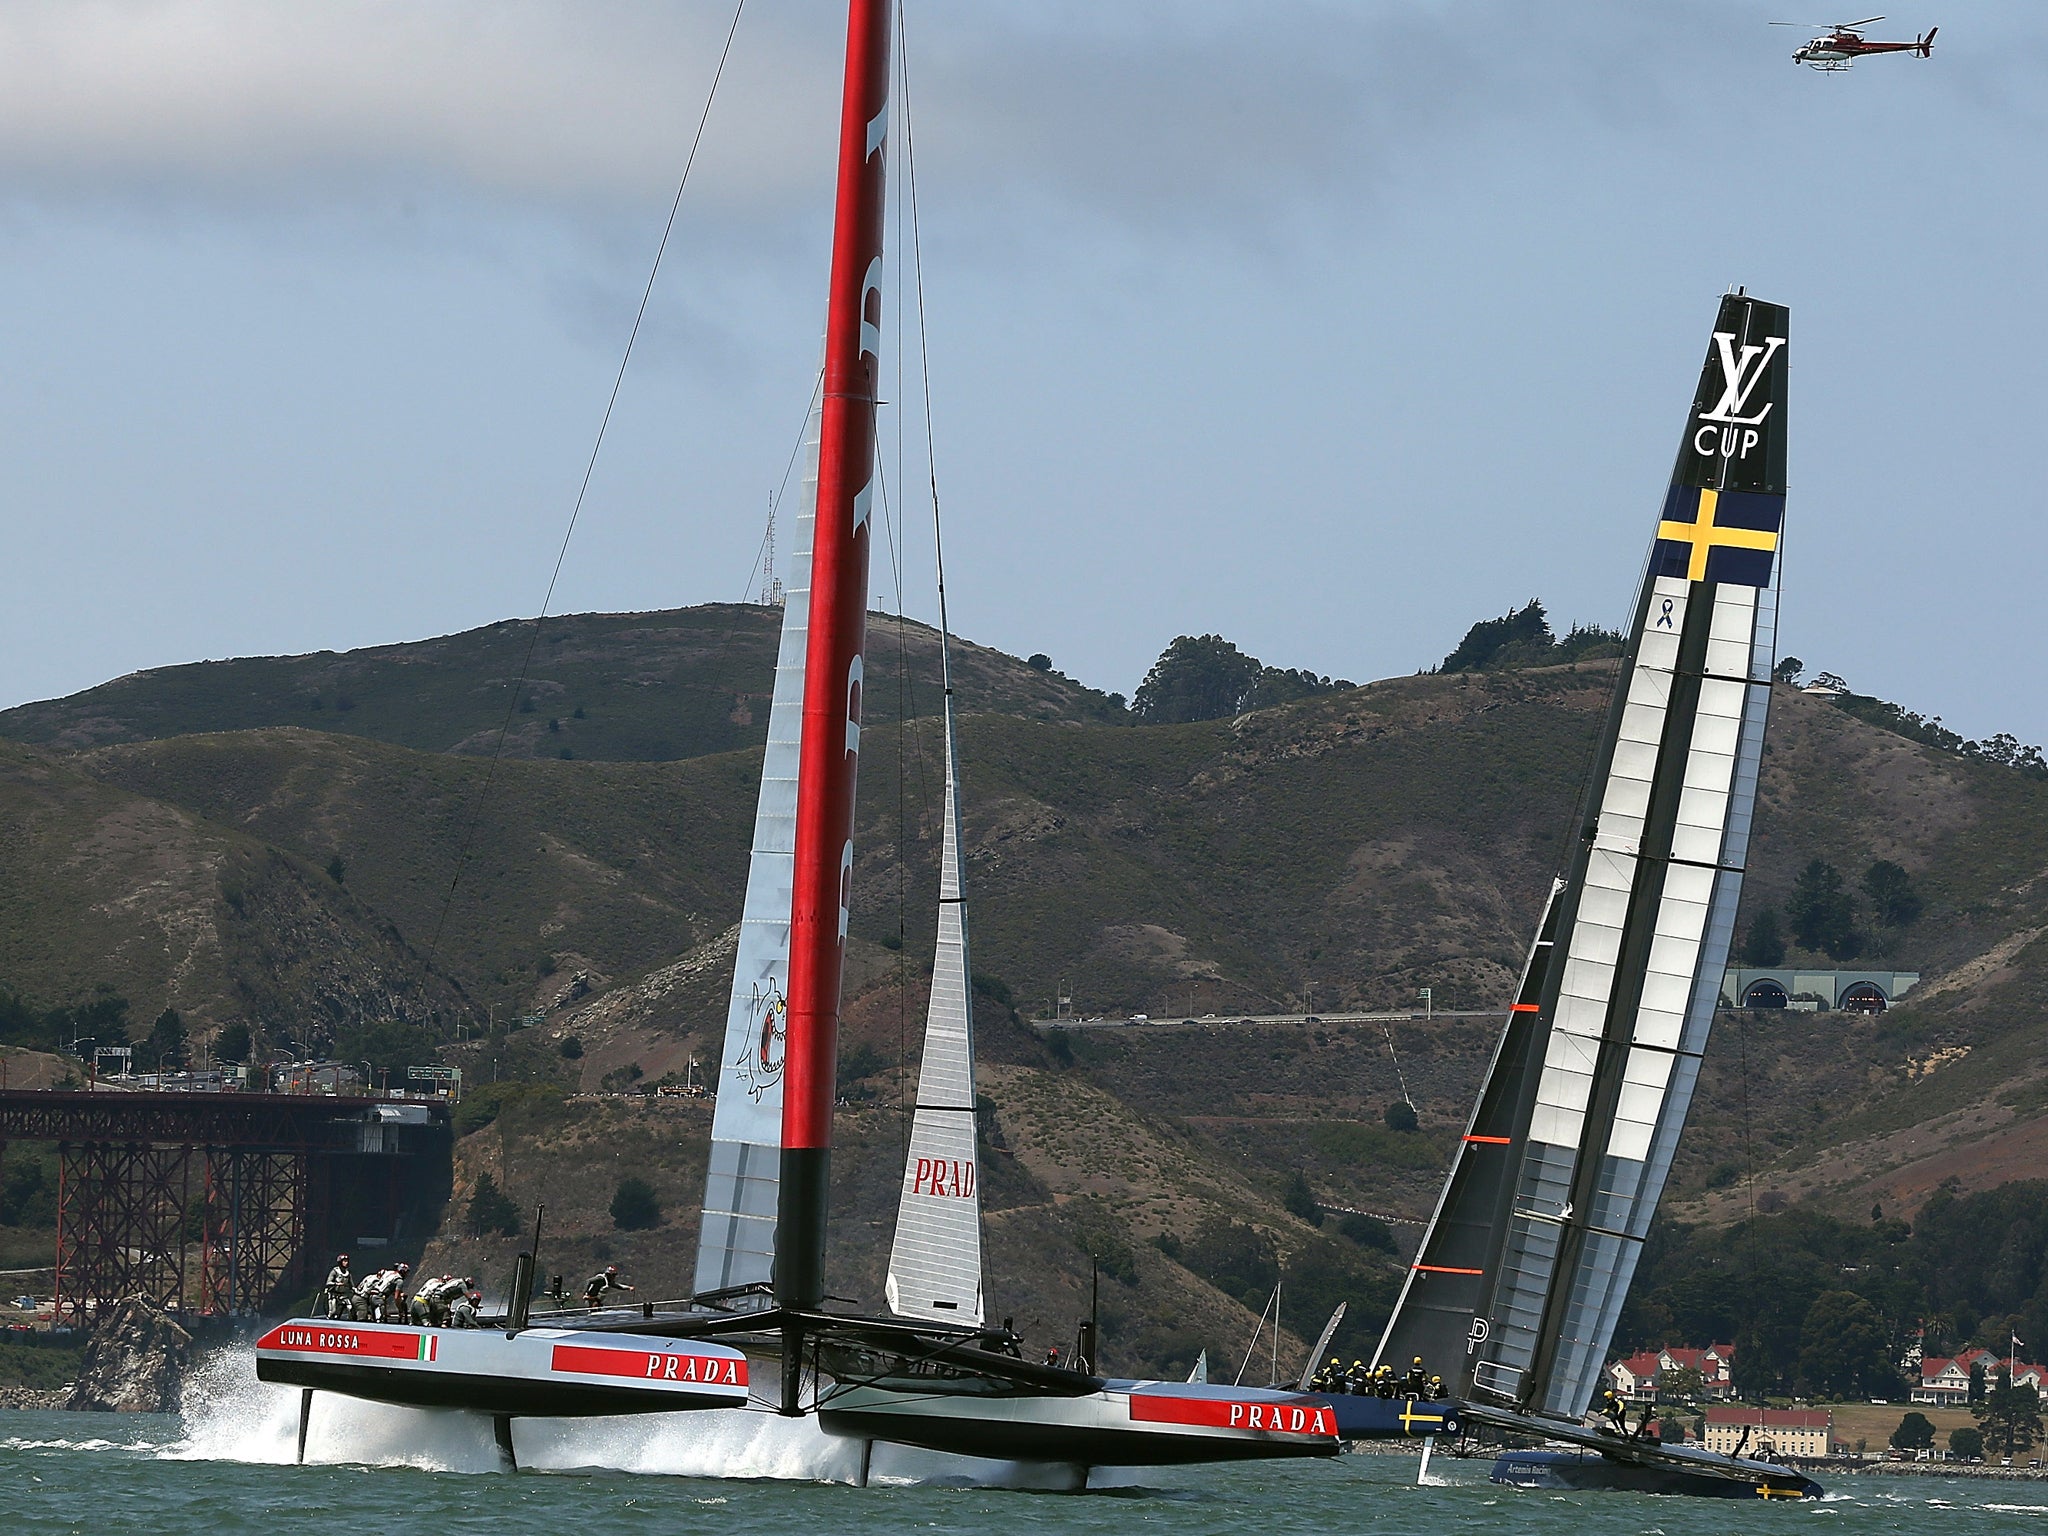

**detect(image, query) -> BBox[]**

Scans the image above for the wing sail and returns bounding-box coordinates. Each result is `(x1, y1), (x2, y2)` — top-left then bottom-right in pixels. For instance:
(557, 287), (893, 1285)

(693, 393), (820, 1304)
(1458, 294), (1788, 1417)
(884, 668), (984, 1323)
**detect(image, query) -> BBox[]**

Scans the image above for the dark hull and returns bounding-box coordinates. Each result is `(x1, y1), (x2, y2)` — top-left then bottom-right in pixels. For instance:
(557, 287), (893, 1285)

(1323, 1393), (1463, 1439)
(1491, 1448), (1822, 1499)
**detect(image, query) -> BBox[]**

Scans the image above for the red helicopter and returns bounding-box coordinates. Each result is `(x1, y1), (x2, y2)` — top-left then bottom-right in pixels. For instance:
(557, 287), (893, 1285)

(1771, 15), (1937, 70)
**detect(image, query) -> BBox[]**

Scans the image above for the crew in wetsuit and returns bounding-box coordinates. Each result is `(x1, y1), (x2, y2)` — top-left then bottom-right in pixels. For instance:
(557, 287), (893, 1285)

(449, 1289), (483, 1328)
(583, 1264), (636, 1309)
(1405, 1356), (1427, 1396)
(1427, 1373), (1447, 1401)
(322, 1255), (352, 1319)
(1374, 1363), (1397, 1398)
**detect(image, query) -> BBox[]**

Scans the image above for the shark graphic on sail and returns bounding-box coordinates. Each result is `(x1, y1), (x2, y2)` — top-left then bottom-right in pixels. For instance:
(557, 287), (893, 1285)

(1366, 292), (1820, 1499)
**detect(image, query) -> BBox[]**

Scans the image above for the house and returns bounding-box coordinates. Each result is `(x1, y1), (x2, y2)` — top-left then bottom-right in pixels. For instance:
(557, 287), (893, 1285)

(1915, 1348), (2048, 1407)
(1702, 1407), (1832, 1459)
(1609, 1343), (1736, 1403)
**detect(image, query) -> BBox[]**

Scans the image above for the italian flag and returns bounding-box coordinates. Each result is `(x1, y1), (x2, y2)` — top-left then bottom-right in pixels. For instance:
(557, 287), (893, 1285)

(416, 1335), (439, 1362)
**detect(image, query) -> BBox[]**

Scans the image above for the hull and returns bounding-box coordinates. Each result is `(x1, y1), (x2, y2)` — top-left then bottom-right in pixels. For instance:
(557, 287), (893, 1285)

(255, 1319), (751, 1417)
(1491, 1447), (1822, 1500)
(1323, 1392), (1463, 1439)
(817, 1379), (1339, 1465)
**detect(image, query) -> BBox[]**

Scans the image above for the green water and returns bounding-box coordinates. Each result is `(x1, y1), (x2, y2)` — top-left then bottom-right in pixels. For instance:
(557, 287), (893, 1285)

(6, 1357), (2045, 1536)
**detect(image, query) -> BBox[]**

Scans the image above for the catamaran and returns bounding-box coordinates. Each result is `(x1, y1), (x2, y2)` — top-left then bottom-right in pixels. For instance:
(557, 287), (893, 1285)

(1364, 291), (1819, 1499)
(263, 0), (1336, 1480)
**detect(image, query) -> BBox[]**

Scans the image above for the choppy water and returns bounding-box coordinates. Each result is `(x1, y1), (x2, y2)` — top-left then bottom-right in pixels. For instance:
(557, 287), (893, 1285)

(6, 1351), (2047, 1535)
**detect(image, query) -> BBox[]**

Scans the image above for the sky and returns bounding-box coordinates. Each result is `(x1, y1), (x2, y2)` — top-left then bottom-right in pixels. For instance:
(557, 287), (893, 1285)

(1, 1), (2042, 744)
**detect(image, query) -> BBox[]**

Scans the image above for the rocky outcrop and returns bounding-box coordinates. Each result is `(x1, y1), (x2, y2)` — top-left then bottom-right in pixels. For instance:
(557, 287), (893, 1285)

(64, 1299), (193, 1413)
(0, 1385), (67, 1409)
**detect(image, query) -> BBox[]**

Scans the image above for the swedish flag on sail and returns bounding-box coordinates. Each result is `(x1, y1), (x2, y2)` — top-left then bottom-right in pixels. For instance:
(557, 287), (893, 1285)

(1652, 484), (1784, 587)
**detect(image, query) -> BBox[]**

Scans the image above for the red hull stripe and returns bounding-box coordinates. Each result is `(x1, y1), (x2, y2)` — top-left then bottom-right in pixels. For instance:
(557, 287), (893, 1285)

(550, 1344), (747, 1388)
(1510, 1003), (1541, 1013)
(1413, 1264), (1485, 1275)
(1127, 1394), (1336, 1437)
(256, 1325), (430, 1361)
(1463, 1134), (1513, 1144)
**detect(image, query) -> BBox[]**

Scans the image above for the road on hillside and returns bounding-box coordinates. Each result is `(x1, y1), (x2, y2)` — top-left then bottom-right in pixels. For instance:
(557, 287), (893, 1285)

(1030, 1009), (1501, 1029)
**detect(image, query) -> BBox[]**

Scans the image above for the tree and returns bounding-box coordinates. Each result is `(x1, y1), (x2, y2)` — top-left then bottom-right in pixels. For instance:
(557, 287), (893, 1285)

(1663, 1364), (1706, 1402)
(1131, 635), (1263, 724)
(146, 1007), (188, 1070)
(1383, 1099), (1419, 1134)
(558, 1035), (584, 1060)
(1974, 1369), (2043, 1455)
(1950, 1425), (1985, 1460)
(1863, 860), (1924, 930)
(214, 1021), (252, 1065)
(611, 1176), (663, 1231)
(1027, 653), (1053, 671)
(1786, 859), (1860, 960)
(1440, 600), (1553, 673)
(1740, 907), (1787, 967)
(1890, 1411), (1937, 1451)
(326, 854), (346, 884)
(1338, 1212), (1397, 1253)
(1283, 1168), (1324, 1227)
(465, 1172), (522, 1237)
(1774, 656), (1805, 686)
(1796, 1290), (1896, 1399)
(1657, 1413), (1687, 1443)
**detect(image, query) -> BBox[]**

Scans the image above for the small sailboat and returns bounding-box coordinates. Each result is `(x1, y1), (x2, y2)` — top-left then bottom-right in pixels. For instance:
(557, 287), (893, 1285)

(1363, 292), (1817, 1500)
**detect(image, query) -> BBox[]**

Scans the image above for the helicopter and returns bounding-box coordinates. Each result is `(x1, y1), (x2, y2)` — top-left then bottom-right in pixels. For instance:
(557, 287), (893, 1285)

(1770, 15), (1937, 70)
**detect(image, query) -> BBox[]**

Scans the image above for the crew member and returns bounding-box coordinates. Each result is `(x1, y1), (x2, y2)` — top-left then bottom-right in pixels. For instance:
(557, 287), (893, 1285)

(1045, 1345), (1062, 1368)
(1405, 1356), (1427, 1396)
(583, 1263), (636, 1309)
(360, 1262), (410, 1322)
(1427, 1373), (1447, 1402)
(322, 1254), (353, 1319)
(449, 1289), (483, 1328)
(1599, 1389), (1629, 1433)
(1375, 1363), (1397, 1398)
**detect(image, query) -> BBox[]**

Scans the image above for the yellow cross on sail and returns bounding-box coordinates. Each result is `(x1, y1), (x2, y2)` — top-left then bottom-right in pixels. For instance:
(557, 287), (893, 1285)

(1656, 488), (1778, 583)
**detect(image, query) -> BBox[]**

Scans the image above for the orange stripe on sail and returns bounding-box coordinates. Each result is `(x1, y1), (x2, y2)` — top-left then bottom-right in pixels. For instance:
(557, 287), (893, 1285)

(1413, 1263), (1484, 1275)
(1510, 1003), (1540, 1013)
(1463, 1134), (1511, 1144)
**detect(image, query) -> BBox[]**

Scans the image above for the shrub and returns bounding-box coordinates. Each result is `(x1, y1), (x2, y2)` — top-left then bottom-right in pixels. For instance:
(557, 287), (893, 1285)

(611, 1177), (663, 1231)
(1283, 1168), (1324, 1227)
(558, 1035), (584, 1060)
(466, 1172), (522, 1237)
(1338, 1212), (1397, 1253)
(1383, 1100), (1420, 1134)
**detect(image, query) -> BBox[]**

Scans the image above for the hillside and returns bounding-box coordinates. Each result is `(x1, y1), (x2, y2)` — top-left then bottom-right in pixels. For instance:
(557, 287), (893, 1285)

(0, 606), (1125, 762)
(4, 606), (2048, 1375)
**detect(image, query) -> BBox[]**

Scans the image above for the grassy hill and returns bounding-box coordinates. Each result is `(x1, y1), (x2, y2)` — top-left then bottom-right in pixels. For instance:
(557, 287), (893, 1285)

(0, 606), (1125, 762)
(5, 606), (2048, 1375)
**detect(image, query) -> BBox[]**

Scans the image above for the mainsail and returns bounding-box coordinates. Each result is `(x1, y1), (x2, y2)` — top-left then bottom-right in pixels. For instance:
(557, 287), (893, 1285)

(883, 652), (984, 1323)
(1376, 293), (1787, 1421)
(694, 398), (819, 1302)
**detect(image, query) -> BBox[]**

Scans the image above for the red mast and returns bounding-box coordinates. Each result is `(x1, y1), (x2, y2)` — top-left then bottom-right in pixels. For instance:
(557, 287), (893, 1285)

(776, 0), (889, 1321)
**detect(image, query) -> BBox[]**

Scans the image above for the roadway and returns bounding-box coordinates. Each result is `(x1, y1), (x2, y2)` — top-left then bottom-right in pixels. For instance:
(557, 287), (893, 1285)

(1029, 1009), (1501, 1030)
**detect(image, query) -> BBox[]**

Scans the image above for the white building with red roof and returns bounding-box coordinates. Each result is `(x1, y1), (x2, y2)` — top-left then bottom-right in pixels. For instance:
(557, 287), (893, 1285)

(1915, 1347), (2047, 1407)
(1608, 1343), (1736, 1402)
(1702, 1406), (1832, 1458)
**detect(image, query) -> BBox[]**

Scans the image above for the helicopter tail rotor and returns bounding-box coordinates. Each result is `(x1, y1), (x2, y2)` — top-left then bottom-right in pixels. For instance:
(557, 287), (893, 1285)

(1916, 26), (1937, 56)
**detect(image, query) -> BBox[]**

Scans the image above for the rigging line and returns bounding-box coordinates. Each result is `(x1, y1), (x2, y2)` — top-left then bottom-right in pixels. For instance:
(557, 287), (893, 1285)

(1379, 1016), (1415, 1108)
(738, 368), (825, 603)
(423, 0), (750, 968)
(897, 0), (938, 852)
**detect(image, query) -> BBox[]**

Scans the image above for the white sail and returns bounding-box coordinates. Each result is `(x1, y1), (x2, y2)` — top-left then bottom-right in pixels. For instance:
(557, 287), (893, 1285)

(884, 672), (985, 1324)
(693, 391), (819, 1302)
